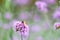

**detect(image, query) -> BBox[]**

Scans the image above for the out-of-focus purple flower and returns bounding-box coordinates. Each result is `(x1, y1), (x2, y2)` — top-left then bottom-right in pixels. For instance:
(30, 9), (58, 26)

(4, 12), (12, 20)
(47, 0), (55, 4)
(33, 14), (40, 22)
(3, 23), (11, 30)
(42, 22), (49, 30)
(13, 21), (29, 39)
(40, 0), (55, 5)
(35, 1), (48, 12)
(53, 22), (60, 30)
(58, 38), (60, 40)
(35, 36), (43, 40)
(19, 12), (29, 20)
(13, 0), (29, 5)
(49, 0), (55, 4)
(12, 35), (19, 40)
(31, 25), (41, 32)
(53, 10), (60, 19)
(53, 7), (60, 19)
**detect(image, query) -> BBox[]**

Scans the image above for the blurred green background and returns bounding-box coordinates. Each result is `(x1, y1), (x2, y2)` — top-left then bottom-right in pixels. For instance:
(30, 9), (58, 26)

(0, 0), (60, 40)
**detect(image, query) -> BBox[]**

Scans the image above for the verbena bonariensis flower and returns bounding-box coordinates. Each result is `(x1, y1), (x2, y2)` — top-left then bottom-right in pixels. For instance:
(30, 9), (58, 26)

(12, 34), (19, 40)
(54, 22), (60, 30)
(13, 21), (29, 40)
(4, 12), (12, 20)
(3, 23), (11, 30)
(42, 22), (49, 30)
(53, 7), (60, 19)
(19, 11), (29, 20)
(41, 0), (55, 5)
(35, 1), (48, 12)
(58, 37), (60, 40)
(33, 14), (40, 22)
(47, 0), (55, 4)
(31, 25), (40, 33)
(53, 10), (60, 19)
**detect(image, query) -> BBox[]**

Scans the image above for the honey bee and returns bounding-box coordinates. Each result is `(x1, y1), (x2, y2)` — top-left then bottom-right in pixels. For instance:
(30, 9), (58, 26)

(56, 26), (60, 29)
(16, 21), (26, 32)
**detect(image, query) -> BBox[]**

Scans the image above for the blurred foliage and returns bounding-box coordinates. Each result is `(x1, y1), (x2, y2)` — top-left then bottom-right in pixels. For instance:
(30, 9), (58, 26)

(0, 0), (60, 40)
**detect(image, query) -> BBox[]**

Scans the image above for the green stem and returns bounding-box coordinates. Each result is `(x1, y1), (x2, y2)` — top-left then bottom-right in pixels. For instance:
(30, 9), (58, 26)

(43, 13), (50, 25)
(21, 33), (23, 40)
(44, 13), (49, 23)
(43, 13), (52, 30)
(43, 13), (55, 32)
(0, 13), (2, 21)
(9, 28), (13, 40)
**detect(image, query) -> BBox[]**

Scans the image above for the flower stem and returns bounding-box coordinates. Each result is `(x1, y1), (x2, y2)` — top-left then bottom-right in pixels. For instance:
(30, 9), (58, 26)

(21, 33), (23, 40)
(43, 13), (50, 24)
(43, 13), (51, 29)
(43, 13), (53, 31)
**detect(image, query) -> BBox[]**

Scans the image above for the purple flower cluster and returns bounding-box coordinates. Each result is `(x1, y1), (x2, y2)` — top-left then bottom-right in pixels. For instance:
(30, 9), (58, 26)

(13, 21), (29, 37)
(53, 9), (60, 19)
(35, 1), (48, 12)
(4, 12), (12, 20)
